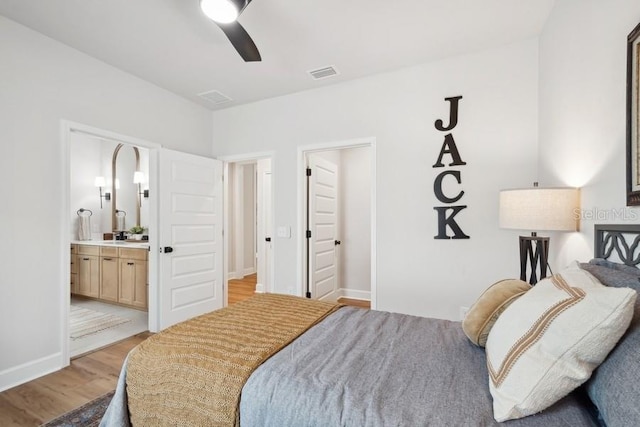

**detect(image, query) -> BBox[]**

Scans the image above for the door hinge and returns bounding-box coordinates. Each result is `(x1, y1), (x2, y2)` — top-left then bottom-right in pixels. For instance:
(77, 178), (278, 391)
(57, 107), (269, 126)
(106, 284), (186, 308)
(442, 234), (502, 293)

(306, 168), (312, 177)
(306, 230), (311, 239)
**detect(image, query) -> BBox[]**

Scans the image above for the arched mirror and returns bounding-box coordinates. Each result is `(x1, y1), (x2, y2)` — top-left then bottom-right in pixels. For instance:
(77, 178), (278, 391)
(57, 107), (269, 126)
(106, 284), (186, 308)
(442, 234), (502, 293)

(111, 144), (141, 231)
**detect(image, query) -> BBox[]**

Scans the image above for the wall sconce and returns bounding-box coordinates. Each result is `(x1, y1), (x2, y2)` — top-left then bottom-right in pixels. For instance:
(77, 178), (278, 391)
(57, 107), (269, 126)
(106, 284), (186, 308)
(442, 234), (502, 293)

(94, 176), (111, 209)
(133, 171), (149, 205)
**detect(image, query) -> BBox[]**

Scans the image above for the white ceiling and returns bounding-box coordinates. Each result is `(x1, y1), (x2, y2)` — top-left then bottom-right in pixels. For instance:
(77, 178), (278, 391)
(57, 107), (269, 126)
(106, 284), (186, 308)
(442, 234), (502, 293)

(0, 0), (556, 110)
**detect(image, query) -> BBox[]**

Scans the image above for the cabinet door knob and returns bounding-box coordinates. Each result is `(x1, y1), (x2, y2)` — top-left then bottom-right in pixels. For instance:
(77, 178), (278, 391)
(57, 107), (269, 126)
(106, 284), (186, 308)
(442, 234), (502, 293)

(83, 258), (90, 261)
(127, 262), (135, 266)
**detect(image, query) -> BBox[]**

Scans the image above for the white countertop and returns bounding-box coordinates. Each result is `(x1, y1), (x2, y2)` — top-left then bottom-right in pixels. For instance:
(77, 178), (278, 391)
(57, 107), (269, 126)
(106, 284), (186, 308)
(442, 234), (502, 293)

(71, 240), (150, 250)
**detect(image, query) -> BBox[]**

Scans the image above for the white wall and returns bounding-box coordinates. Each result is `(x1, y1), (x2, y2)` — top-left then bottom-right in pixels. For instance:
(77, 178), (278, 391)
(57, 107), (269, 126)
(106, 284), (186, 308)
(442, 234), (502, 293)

(213, 38), (540, 320)
(340, 147), (371, 296)
(0, 16), (213, 391)
(70, 133), (104, 240)
(227, 162), (257, 279)
(227, 162), (237, 275)
(538, 0), (640, 269)
(242, 164), (256, 275)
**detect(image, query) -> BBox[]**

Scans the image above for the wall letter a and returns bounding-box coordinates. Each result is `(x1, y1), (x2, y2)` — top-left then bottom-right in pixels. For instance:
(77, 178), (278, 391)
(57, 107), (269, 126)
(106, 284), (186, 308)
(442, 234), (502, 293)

(432, 134), (467, 168)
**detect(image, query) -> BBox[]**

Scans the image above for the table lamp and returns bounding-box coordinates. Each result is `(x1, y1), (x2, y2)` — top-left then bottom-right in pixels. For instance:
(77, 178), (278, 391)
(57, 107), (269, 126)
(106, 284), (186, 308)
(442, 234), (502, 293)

(499, 183), (580, 284)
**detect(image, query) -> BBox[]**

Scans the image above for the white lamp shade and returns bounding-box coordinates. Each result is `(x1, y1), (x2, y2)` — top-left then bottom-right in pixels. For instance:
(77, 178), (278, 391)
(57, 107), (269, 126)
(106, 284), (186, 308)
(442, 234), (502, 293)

(200, 0), (238, 24)
(133, 171), (145, 184)
(94, 176), (106, 187)
(499, 187), (580, 232)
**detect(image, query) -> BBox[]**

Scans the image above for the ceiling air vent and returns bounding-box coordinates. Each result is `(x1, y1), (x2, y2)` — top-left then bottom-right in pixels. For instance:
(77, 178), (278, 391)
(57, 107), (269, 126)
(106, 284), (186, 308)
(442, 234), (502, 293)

(308, 65), (339, 80)
(198, 90), (232, 105)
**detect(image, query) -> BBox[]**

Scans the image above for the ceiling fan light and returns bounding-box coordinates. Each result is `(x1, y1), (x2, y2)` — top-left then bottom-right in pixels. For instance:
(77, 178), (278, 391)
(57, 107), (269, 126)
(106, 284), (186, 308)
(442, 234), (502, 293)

(200, 0), (238, 24)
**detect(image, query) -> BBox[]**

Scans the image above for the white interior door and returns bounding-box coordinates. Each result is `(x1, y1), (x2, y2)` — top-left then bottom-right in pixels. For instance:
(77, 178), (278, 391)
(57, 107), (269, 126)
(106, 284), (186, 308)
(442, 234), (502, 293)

(256, 159), (272, 293)
(158, 149), (224, 329)
(308, 156), (339, 300)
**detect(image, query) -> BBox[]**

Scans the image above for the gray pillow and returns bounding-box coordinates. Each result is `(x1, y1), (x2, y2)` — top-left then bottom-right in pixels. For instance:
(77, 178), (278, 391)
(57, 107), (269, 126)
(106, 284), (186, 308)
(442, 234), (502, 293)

(588, 258), (640, 278)
(580, 262), (640, 427)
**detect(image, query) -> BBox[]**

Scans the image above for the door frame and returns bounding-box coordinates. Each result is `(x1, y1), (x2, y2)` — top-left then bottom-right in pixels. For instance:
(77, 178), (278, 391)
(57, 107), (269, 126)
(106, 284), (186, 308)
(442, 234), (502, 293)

(218, 151), (275, 303)
(297, 137), (377, 308)
(60, 120), (161, 366)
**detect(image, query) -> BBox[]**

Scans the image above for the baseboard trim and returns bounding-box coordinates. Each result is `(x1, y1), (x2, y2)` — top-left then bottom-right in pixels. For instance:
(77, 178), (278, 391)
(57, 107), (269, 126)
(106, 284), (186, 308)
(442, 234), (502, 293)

(255, 283), (265, 293)
(0, 352), (64, 392)
(243, 267), (256, 276)
(316, 288), (371, 302)
(337, 288), (371, 301)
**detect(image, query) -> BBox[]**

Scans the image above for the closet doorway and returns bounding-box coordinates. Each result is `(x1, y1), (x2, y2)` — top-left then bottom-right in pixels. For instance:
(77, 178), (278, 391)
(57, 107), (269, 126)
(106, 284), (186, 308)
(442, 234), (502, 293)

(224, 155), (273, 302)
(299, 138), (376, 308)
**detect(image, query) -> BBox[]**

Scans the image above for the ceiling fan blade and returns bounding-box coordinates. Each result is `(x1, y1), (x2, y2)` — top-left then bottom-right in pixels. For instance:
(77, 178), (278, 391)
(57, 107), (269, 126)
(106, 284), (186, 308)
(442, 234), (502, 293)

(229, 0), (252, 15)
(217, 21), (261, 62)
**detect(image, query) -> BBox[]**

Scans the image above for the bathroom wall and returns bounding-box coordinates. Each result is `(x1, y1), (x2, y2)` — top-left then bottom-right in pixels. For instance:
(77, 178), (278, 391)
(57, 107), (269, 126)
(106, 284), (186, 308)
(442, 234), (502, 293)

(69, 133), (104, 240)
(70, 134), (150, 240)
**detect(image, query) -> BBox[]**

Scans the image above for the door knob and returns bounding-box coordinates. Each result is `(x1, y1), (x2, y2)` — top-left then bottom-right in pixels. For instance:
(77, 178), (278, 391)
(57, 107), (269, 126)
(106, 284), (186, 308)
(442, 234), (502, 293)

(335, 240), (341, 245)
(265, 237), (272, 242)
(162, 246), (174, 253)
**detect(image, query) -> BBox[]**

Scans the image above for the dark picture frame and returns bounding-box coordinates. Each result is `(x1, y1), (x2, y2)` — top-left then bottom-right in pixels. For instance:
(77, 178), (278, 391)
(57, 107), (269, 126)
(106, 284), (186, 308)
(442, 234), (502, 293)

(627, 21), (640, 206)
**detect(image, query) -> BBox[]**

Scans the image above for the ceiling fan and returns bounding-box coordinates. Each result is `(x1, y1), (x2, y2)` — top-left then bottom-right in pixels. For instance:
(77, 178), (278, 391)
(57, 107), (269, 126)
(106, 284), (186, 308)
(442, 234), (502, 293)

(200, 0), (261, 62)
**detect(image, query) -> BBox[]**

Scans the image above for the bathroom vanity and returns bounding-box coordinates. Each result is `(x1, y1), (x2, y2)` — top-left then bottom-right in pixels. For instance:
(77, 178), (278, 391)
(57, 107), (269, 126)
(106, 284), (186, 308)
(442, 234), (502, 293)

(70, 241), (149, 310)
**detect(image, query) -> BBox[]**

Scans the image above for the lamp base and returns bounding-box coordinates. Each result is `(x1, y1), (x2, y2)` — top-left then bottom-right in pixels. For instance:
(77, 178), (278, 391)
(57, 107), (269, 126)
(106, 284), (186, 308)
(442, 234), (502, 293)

(519, 234), (549, 285)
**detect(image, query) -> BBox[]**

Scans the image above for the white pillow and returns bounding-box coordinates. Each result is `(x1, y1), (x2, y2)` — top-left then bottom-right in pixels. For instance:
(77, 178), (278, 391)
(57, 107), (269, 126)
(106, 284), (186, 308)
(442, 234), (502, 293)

(485, 271), (636, 422)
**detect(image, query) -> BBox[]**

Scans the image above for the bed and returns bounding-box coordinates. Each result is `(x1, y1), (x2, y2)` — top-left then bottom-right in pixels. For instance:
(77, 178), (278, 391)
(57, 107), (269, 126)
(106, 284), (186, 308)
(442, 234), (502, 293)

(101, 224), (640, 426)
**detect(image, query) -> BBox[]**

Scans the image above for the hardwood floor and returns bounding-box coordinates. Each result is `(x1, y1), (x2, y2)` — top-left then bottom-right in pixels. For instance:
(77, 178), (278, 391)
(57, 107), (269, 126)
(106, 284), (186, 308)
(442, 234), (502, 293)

(338, 297), (371, 309)
(0, 278), (370, 426)
(229, 274), (372, 309)
(228, 273), (258, 304)
(0, 332), (150, 427)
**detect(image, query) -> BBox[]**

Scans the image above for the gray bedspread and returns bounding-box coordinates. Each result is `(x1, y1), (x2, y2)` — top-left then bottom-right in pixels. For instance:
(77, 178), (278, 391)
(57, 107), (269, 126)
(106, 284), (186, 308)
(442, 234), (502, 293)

(101, 306), (599, 426)
(239, 307), (599, 427)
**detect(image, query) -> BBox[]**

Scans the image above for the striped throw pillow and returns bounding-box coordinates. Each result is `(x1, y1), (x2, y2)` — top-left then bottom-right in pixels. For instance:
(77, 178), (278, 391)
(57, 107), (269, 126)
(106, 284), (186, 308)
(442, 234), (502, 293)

(485, 270), (635, 422)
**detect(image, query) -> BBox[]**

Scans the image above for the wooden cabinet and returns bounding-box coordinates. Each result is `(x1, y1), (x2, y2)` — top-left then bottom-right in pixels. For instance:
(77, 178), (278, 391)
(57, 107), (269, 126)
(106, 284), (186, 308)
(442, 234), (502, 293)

(119, 259), (148, 309)
(118, 248), (148, 309)
(77, 245), (100, 298)
(70, 244), (78, 294)
(71, 243), (148, 311)
(99, 246), (119, 302)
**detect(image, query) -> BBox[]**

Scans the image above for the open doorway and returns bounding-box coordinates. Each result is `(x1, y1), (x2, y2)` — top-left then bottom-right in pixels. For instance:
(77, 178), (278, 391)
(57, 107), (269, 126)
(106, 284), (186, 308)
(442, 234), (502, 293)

(224, 156), (273, 304)
(62, 121), (160, 363)
(300, 139), (376, 308)
(68, 131), (151, 357)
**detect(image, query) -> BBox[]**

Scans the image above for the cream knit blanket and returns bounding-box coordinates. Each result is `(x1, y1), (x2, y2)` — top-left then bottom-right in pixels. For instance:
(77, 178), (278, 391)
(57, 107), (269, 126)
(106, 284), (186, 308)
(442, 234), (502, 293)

(126, 293), (342, 426)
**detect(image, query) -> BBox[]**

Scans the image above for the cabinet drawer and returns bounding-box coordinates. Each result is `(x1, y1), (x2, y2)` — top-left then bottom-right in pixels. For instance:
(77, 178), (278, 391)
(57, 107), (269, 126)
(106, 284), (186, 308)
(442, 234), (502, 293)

(78, 245), (100, 256)
(100, 246), (119, 257)
(119, 247), (148, 261)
